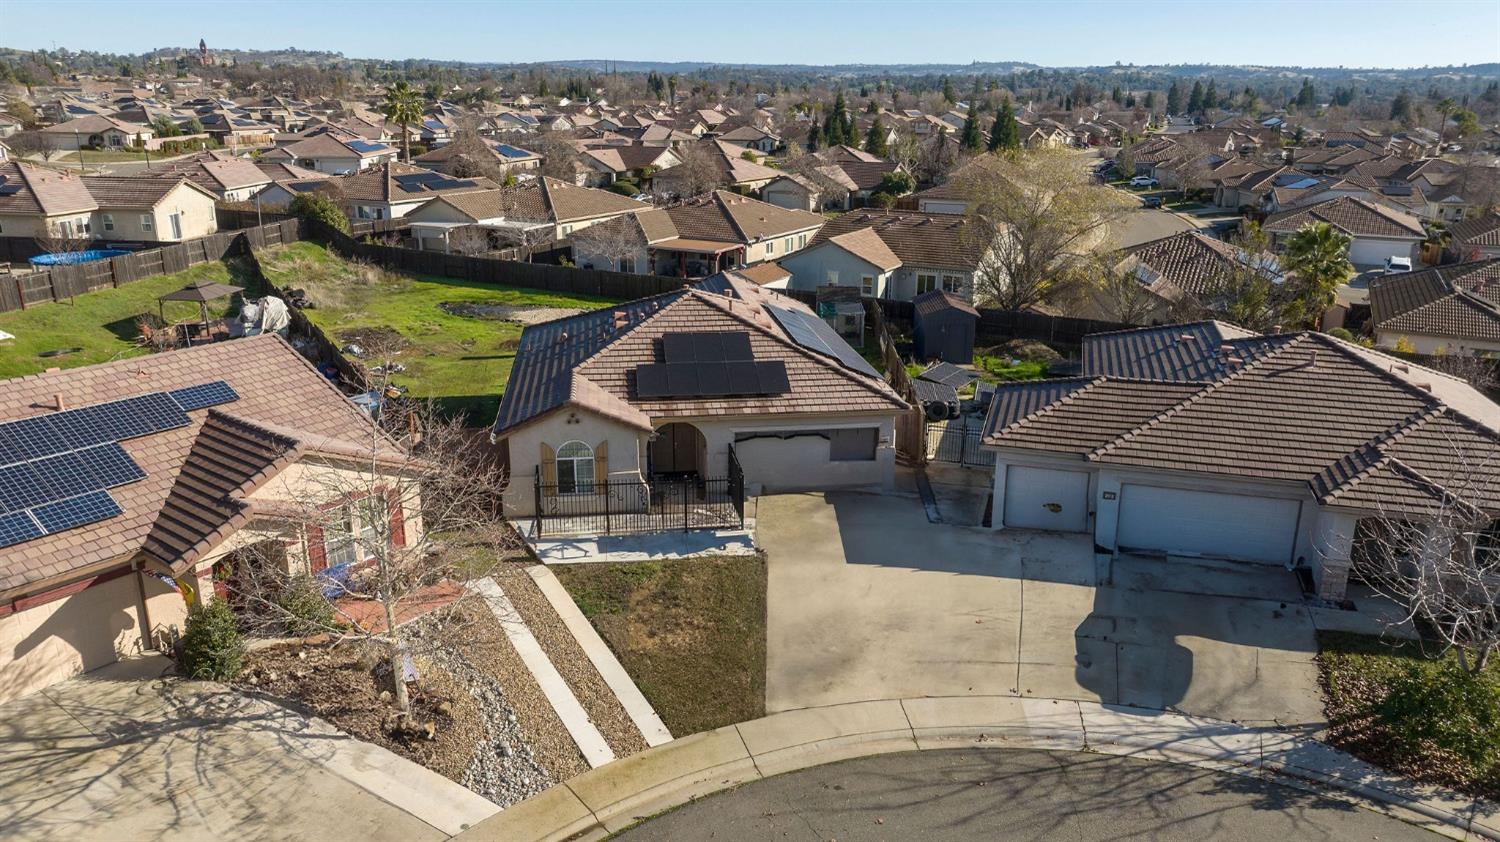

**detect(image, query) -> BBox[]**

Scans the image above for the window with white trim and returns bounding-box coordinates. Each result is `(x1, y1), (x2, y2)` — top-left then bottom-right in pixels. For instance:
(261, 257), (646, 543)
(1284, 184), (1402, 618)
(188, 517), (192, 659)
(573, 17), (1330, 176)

(556, 441), (595, 494)
(766, 239), (775, 255)
(916, 273), (938, 294)
(100, 213), (114, 232)
(861, 275), (874, 295)
(826, 269), (839, 285)
(140, 214), (153, 231)
(942, 274), (963, 293)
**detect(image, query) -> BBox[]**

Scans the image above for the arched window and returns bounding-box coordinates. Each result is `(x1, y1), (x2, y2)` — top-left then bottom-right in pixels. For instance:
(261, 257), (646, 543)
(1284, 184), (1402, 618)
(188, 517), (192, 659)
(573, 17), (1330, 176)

(556, 441), (595, 494)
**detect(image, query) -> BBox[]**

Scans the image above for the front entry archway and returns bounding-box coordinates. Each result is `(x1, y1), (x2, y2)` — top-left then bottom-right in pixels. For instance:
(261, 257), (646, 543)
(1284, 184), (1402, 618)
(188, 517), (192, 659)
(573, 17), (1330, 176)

(650, 422), (706, 477)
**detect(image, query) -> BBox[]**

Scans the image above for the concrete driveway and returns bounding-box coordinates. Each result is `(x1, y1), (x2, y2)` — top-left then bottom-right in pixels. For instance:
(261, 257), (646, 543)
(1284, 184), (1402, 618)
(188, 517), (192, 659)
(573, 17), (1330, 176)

(758, 488), (1324, 727)
(0, 656), (492, 841)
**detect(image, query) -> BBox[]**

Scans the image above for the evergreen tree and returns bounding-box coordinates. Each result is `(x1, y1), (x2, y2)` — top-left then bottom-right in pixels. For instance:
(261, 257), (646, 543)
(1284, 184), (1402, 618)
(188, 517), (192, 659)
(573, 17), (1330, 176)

(1145, 91), (1157, 110)
(823, 92), (850, 147)
(1187, 80), (1205, 115)
(959, 111), (984, 153)
(941, 75), (956, 104)
(865, 115), (889, 156)
(1390, 89), (1414, 122)
(1295, 78), (1317, 110)
(1166, 81), (1183, 115)
(1205, 79), (1218, 110)
(988, 100), (1020, 152)
(806, 122), (823, 152)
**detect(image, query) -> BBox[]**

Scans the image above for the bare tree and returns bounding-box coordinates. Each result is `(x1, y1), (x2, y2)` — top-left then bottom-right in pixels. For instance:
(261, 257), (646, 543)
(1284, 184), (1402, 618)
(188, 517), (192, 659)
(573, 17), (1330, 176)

(1351, 439), (1500, 673)
(34, 220), (91, 257)
(1072, 255), (1165, 325)
(957, 149), (1133, 311)
(530, 131), (582, 182)
(221, 349), (515, 717)
(1165, 137), (1221, 201)
(448, 224), (493, 257)
(570, 215), (644, 271)
(8, 130), (60, 161)
(654, 142), (724, 200)
(782, 152), (849, 209)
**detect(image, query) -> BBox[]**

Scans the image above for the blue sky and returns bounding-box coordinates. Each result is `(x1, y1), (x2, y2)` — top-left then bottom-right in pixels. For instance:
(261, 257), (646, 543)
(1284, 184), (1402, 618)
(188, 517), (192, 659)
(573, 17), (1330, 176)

(4, 0), (1498, 69)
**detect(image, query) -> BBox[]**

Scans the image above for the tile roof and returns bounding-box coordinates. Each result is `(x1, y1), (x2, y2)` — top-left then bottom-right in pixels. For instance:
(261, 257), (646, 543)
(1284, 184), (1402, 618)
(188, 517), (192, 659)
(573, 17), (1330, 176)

(1450, 214), (1500, 249)
(984, 327), (1500, 518)
(808, 209), (984, 272)
(0, 336), (390, 595)
(79, 175), (216, 209)
(1083, 321), (1289, 382)
(147, 156), (272, 192)
(1368, 259), (1500, 341)
(1118, 230), (1282, 299)
(913, 289), (979, 318)
(0, 161), (98, 216)
(1264, 195), (1425, 239)
(335, 161), (498, 204)
(827, 228), (903, 272)
(492, 273), (906, 436)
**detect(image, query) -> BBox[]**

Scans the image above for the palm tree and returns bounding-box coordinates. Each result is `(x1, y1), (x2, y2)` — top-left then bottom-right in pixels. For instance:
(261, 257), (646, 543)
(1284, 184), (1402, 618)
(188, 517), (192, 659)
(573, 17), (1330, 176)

(1282, 222), (1354, 328)
(1435, 97), (1457, 144)
(382, 81), (422, 163)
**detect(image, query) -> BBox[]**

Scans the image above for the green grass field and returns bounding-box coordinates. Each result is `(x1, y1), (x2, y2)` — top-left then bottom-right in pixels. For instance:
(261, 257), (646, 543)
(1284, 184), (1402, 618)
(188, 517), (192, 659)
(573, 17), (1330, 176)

(0, 258), (262, 379)
(258, 242), (618, 425)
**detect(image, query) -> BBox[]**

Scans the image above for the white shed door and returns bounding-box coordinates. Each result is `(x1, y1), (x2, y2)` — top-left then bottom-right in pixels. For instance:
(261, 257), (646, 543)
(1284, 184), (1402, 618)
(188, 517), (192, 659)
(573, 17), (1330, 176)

(1004, 466), (1090, 532)
(1115, 484), (1300, 564)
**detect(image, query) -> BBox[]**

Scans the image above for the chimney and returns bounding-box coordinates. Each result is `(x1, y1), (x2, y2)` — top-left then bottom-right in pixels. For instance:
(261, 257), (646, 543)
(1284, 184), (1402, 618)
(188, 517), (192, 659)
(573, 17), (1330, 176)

(1307, 349), (1319, 367)
(53, 394), (66, 412)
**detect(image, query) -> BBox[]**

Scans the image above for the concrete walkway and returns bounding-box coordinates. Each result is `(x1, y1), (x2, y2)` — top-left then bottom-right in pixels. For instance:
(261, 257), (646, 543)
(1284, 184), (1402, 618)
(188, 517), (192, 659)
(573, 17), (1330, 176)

(454, 696), (1499, 842)
(0, 655), (499, 841)
(470, 578), (615, 768)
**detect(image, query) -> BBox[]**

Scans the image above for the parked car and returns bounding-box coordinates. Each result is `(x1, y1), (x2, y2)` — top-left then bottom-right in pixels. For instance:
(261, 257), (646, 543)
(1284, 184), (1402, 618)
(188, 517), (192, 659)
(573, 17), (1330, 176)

(1142, 195), (1164, 208)
(1129, 176), (1159, 188)
(1383, 256), (1413, 274)
(630, 193), (652, 202)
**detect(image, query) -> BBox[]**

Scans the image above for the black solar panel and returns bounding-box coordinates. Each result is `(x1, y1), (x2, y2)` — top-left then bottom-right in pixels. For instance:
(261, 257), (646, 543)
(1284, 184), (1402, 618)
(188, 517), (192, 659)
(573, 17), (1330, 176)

(34, 450), (99, 504)
(84, 443), (147, 488)
(763, 303), (880, 379)
(169, 381), (239, 412)
(0, 511), (42, 547)
(725, 361), (759, 394)
(755, 361), (791, 394)
(0, 462), (47, 513)
(30, 490), (122, 535)
(634, 361), (790, 398)
(665, 364), (699, 396)
(662, 331), (753, 363)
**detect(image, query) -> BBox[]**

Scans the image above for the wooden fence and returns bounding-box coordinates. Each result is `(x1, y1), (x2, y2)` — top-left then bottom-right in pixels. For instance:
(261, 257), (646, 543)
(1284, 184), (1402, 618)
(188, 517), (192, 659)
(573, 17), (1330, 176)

(0, 218), (305, 314)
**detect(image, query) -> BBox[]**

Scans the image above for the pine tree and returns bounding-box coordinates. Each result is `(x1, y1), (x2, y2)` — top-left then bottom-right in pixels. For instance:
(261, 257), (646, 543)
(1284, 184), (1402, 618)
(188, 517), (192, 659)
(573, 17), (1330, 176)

(1205, 79), (1218, 110)
(865, 115), (889, 156)
(959, 112), (984, 153)
(1187, 80), (1205, 115)
(941, 75), (956, 104)
(806, 122), (823, 152)
(988, 100), (1020, 152)
(1166, 81), (1183, 115)
(1296, 78), (1317, 110)
(1145, 90), (1157, 111)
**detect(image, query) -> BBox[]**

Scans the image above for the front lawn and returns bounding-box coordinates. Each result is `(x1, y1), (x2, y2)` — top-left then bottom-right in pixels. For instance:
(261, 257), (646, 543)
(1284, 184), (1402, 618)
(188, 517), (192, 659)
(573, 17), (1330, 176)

(0, 257), (264, 379)
(1318, 631), (1500, 799)
(258, 242), (618, 425)
(553, 554), (767, 736)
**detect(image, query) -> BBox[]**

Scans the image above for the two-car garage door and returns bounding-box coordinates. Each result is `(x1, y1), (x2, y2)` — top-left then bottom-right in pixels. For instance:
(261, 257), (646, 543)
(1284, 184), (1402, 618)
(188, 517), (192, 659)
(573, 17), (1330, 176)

(1115, 485), (1300, 564)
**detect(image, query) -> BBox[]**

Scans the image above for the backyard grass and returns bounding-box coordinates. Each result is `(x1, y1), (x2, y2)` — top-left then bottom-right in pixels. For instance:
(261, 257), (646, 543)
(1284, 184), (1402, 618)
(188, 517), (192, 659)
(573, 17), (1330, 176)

(258, 242), (618, 425)
(0, 258), (262, 379)
(974, 353), (1049, 382)
(1318, 630), (1500, 799)
(54, 149), (160, 164)
(553, 554), (767, 736)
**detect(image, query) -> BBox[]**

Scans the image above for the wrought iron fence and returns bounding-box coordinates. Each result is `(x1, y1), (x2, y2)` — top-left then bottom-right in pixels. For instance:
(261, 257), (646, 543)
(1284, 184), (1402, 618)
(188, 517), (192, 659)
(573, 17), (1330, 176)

(532, 448), (746, 538)
(926, 421), (995, 468)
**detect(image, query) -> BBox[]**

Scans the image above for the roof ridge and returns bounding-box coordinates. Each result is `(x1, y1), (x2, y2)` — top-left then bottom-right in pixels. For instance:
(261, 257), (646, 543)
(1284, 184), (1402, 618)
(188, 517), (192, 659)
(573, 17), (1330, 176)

(985, 376), (1105, 440)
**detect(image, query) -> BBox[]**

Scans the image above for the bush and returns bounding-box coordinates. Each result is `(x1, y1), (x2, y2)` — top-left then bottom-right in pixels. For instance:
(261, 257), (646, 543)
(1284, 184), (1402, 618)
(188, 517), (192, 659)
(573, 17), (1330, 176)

(1377, 661), (1500, 776)
(288, 192), (350, 234)
(987, 339), (1063, 363)
(608, 179), (639, 196)
(1327, 327), (1354, 341)
(177, 598), (245, 680)
(272, 575), (336, 636)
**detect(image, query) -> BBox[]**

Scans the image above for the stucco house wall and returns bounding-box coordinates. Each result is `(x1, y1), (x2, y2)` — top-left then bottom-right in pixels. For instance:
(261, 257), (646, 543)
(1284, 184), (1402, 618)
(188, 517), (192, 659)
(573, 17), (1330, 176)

(780, 242), (893, 297)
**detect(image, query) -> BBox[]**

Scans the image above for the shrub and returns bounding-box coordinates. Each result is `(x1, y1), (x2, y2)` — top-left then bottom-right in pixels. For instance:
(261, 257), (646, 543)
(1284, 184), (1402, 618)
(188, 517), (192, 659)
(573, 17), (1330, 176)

(272, 575), (336, 636)
(1376, 661), (1500, 776)
(1327, 327), (1355, 341)
(609, 179), (639, 196)
(288, 192), (350, 234)
(177, 598), (245, 680)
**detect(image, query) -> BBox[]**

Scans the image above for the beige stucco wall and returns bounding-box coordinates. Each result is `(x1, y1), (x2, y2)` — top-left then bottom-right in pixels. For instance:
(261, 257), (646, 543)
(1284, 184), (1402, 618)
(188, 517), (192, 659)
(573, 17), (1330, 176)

(0, 569), (186, 704)
(502, 408), (649, 518)
(0, 210), (94, 240)
(97, 183), (219, 243)
(690, 413), (898, 494)
(1374, 330), (1500, 356)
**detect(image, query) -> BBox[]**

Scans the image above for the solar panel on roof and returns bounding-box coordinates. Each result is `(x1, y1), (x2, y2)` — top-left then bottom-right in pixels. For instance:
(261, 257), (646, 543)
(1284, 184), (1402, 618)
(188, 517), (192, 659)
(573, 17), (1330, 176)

(635, 364), (669, 398)
(666, 365), (699, 395)
(697, 363), (731, 395)
(755, 361), (790, 394)
(763, 303), (880, 378)
(0, 462), (46, 513)
(30, 490), (122, 535)
(169, 381), (239, 412)
(0, 510), (43, 547)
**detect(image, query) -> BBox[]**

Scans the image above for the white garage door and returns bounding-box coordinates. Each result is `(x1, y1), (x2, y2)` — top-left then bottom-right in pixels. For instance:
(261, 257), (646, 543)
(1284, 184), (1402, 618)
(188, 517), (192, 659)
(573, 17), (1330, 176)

(1115, 484), (1300, 564)
(1349, 238), (1407, 268)
(1004, 466), (1090, 532)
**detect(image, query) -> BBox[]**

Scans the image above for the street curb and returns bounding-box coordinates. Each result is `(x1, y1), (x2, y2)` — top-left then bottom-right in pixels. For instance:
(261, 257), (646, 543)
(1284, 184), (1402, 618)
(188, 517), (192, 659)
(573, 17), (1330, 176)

(452, 695), (1498, 841)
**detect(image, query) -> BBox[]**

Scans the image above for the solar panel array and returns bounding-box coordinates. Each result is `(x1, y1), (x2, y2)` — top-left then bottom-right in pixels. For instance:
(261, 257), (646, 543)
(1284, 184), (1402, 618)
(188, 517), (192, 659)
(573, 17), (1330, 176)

(762, 303), (881, 379)
(917, 362), (980, 388)
(635, 331), (790, 399)
(392, 172), (479, 193)
(0, 380), (239, 548)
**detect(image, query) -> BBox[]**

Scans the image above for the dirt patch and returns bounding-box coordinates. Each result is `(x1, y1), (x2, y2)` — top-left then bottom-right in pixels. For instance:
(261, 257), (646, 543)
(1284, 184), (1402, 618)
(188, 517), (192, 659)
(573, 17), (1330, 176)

(439, 301), (585, 325)
(235, 640), (480, 783)
(337, 325), (409, 353)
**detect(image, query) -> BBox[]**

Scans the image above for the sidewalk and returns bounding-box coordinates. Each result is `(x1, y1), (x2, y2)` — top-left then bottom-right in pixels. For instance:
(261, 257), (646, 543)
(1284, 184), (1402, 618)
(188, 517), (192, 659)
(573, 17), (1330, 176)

(455, 695), (1499, 842)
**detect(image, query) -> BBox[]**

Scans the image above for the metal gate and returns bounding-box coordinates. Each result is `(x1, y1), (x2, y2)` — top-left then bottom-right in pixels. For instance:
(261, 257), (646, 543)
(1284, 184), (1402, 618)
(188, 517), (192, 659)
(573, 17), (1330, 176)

(926, 420), (995, 468)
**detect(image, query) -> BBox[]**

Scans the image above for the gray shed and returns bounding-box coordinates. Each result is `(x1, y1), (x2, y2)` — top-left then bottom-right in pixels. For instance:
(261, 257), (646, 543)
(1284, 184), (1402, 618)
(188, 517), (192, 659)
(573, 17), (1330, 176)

(912, 290), (979, 364)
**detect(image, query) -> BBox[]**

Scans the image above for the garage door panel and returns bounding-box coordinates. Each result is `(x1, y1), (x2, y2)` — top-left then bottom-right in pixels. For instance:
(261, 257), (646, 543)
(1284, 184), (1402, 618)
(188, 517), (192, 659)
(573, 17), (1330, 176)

(1116, 484), (1299, 564)
(1004, 466), (1090, 532)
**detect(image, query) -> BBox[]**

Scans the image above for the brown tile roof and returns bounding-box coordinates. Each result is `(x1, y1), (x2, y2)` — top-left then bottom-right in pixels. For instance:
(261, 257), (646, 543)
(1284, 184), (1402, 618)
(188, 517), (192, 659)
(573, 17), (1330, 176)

(253, 161), (328, 181)
(0, 336), (390, 595)
(1368, 259), (1500, 341)
(334, 161), (498, 203)
(147, 157), (272, 192)
(734, 261), (791, 286)
(826, 228), (903, 272)
(1118, 230), (1280, 299)
(0, 161), (97, 216)
(1263, 195), (1425, 239)
(984, 328), (1500, 517)
(913, 289), (979, 318)
(809, 209), (984, 272)
(79, 175), (216, 209)
(39, 114), (150, 136)
(1450, 214), (1500, 249)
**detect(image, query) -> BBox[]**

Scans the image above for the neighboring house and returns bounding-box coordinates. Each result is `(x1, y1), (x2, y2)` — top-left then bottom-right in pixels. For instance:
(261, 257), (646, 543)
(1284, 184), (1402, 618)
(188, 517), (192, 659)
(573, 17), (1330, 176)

(146, 152), (272, 202)
(1081, 230), (1282, 324)
(1262, 196), (1425, 268)
(572, 189), (825, 277)
(335, 162), (499, 220)
(760, 166), (859, 212)
(981, 322), (1500, 604)
(404, 176), (647, 249)
(0, 336), (421, 703)
(492, 272), (909, 524)
(1448, 213), (1500, 261)
(80, 175), (220, 242)
(652, 140), (782, 195)
(272, 134), (399, 174)
(909, 181), (970, 215)
(40, 114), (154, 150)
(716, 123), (781, 154)
(0, 161), (97, 239)
(1368, 259), (1500, 354)
(413, 141), (542, 177)
(780, 209), (986, 301)
(578, 144), (682, 187)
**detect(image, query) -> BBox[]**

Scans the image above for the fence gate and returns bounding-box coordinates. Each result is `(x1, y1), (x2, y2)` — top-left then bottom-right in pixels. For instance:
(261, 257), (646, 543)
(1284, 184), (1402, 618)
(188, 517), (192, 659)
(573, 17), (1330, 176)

(926, 420), (995, 468)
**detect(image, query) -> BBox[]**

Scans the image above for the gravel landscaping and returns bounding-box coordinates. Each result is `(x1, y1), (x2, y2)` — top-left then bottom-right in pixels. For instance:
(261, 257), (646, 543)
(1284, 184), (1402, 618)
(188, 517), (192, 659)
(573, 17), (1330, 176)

(495, 563), (650, 759)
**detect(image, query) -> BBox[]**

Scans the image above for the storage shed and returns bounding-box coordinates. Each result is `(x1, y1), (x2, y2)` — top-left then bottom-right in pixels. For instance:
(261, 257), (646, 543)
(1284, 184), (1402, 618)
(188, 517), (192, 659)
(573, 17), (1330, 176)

(912, 290), (979, 364)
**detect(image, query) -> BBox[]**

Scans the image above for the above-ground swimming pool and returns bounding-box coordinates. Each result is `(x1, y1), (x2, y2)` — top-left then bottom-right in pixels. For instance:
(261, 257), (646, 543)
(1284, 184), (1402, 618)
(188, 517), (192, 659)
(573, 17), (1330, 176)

(28, 249), (131, 267)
